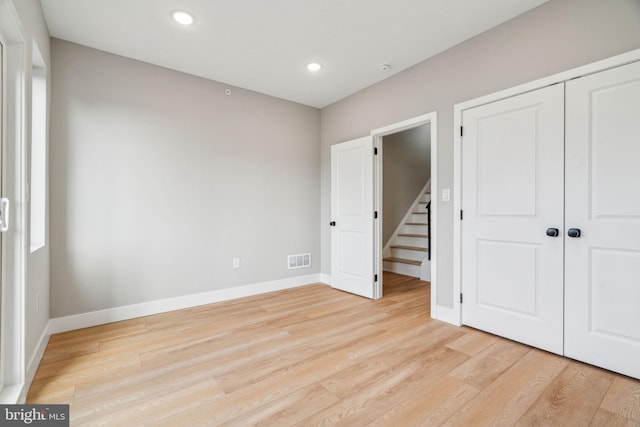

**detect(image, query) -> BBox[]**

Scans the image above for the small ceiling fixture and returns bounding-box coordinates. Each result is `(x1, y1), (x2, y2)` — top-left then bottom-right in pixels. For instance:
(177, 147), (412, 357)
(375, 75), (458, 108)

(378, 63), (392, 72)
(173, 11), (194, 25)
(306, 62), (323, 72)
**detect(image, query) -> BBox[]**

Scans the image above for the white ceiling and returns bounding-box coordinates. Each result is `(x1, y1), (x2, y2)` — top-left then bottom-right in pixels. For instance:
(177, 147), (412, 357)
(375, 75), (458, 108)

(40, 0), (549, 108)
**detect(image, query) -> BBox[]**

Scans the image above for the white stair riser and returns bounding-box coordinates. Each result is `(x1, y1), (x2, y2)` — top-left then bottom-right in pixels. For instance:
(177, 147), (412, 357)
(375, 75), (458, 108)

(416, 203), (429, 213)
(397, 235), (428, 247)
(383, 260), (421, 278)
(410, 213), (428, 222)
(419, 194), (431, 203)
(391, 248), (427, 262)
(403, 224), (428, 234)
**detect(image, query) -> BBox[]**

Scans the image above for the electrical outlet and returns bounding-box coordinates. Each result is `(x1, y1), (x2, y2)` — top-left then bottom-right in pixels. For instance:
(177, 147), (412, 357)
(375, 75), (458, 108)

(233, 258), (240, 269)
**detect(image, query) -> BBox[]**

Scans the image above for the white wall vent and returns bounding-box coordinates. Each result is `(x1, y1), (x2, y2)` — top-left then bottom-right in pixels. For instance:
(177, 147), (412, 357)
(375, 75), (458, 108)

(288, 253), (311, 269)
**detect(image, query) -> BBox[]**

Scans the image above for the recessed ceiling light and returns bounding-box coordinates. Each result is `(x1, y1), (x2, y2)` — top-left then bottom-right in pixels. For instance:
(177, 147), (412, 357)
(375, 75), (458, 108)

(173, 11), (194, 25)
(306, 62), (322, 72)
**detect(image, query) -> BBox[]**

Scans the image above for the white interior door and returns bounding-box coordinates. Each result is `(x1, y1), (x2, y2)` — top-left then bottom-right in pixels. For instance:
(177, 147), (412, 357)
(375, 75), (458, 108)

(461, 84), (565, 354)
(564, 60), (640, 379)
(331, 136), (375, 298)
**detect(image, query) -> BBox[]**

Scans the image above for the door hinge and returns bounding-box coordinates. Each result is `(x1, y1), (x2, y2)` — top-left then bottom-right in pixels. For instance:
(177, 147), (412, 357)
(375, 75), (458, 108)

(374, 274), (378, 282)
(460, 293), (463, 304)
(374, 147), (378, 155)
(460, 210), (463, 220)
(460, 126), (463, 137)
(374, 211), (378, 219)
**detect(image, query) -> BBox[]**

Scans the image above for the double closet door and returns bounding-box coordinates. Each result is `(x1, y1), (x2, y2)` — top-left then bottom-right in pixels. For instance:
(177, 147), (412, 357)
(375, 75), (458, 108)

(461, 60), (640, 379)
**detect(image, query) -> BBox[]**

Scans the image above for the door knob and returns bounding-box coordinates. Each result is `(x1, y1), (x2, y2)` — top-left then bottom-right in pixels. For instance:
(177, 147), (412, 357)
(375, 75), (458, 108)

(568, 228), (581, 238)
(546, 228), (559, 237)
(329, 221), (336, 227)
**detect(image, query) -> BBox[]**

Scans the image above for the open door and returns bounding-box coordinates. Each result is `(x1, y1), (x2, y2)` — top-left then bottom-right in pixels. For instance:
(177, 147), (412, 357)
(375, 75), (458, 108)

(330, 136), (376, 298)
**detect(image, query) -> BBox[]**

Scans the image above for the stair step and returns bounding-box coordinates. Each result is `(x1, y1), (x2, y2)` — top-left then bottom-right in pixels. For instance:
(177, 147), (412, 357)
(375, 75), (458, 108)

(405, 222), (428, 226)
(383, 257), (422, 266)
(412, 212), (428, 215)
(391, 245), (428, 252)
(398, 233), (428, 238)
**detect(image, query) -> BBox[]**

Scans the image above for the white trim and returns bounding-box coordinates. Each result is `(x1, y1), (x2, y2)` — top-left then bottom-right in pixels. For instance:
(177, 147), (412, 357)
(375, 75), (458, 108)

(0, 0), (27, 402)
(49, 274), (323, 334)
(320, 273), (332, 286)
(429, 115), (438, 320)
(373, 138), (382, 299)
(371, 112), (438, 315)
(18, 320), (50, 403)
(453, 48), (640, 328)
(432, 305), (459, 326)
(451, 105), (463, 327)
(0, 384), (20, 405)
(371, 114), (434, 137)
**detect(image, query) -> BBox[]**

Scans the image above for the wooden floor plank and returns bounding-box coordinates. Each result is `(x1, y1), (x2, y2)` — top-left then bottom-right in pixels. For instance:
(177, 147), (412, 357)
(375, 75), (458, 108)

(442, 349), (568, 426)
(26, 273), (640, 426)
(445, 327), (500, 357)
(219, 384), (339, 427)
(590, 408), (640, 427)
(449, 338), (530, 389)
(601, 376), (640, 423)
(515, 362), (615, 426)
(367, 375), (479, 427)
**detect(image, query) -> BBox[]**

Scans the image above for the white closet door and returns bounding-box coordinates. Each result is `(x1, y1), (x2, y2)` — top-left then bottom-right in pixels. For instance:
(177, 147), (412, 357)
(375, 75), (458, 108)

(461, 84), (565, 354)
(565, 60), (640, 379)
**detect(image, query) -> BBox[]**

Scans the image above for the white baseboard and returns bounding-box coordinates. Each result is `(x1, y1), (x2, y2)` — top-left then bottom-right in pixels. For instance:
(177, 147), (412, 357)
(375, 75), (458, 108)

(0, 384), (22, 405)
(320, 273), (332, 286)
(49, 274), (323, 334)
(18, 320), (52, 403)
(432, 304), (461, 326)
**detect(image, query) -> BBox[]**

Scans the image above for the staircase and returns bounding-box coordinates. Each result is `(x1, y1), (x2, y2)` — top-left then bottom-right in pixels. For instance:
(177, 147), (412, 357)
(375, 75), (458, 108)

(383, 183), (431, 280)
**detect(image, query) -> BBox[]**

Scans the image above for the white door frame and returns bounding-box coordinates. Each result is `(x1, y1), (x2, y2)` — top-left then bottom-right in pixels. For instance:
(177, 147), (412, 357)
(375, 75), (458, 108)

(0, 0), (27, 404)
(453, 48), (640, 327)
(371, 112), (437, 309)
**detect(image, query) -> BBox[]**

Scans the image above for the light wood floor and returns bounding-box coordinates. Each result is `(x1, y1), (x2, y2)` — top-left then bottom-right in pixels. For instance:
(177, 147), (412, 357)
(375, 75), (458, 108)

(28, 272), (640, 426)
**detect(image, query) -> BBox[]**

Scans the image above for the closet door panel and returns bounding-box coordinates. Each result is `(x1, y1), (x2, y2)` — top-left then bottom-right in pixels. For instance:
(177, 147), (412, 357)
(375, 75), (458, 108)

(461, 84), (565, 354)
(565, 60), (640, 380)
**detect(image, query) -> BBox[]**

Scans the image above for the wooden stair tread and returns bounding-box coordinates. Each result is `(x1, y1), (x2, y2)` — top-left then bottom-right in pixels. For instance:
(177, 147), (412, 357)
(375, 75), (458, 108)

(412, 212), (427, 214)
(398, 233), (428, 238)
(405, 222), (428, 226)
(383, 257), (422, 266)
(391, 245), (428, 252)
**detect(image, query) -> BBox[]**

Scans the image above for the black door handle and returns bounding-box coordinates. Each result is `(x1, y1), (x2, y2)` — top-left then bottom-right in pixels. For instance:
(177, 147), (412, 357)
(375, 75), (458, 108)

(329, 221), (336, 227)
(546, 228), (559, 237)
(568, 228), (581, 238)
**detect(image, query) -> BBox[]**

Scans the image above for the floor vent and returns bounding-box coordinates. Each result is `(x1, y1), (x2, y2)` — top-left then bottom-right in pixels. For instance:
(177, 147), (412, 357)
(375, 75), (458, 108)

(288, 253), (311, 269)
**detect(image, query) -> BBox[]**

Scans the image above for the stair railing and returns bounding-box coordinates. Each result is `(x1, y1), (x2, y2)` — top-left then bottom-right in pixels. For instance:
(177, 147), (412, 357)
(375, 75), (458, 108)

(426, 200), (431, 261)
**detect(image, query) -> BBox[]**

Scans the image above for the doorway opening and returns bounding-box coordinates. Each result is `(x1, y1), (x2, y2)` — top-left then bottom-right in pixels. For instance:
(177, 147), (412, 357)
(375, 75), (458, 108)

(372, 112), (437, 309)
(381, 124), (431, 284)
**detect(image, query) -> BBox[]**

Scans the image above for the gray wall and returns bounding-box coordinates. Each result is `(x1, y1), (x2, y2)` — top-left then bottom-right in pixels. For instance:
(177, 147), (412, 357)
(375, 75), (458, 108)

(50, 40), (320, 317)
(320, 0), (640, 308)
(383, 125), (430, 244)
